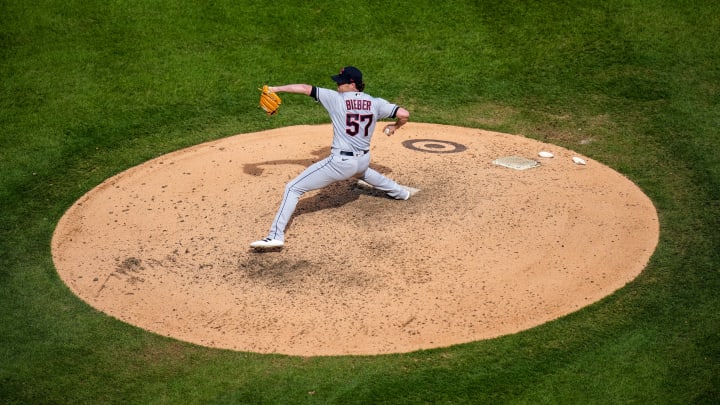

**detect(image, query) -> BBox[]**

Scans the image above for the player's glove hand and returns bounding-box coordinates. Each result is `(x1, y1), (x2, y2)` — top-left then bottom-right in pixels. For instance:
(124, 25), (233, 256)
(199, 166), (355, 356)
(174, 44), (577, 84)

(259, 85), (282, 116)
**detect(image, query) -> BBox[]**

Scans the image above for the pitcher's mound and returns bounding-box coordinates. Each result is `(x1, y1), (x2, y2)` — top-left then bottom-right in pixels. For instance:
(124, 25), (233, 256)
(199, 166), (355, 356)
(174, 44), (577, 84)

(51, 123), (659, 356)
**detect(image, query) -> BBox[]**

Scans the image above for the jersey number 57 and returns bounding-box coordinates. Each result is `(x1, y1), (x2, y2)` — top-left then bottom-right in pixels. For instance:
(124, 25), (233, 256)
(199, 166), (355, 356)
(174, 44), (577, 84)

(346, 114), (374, 137)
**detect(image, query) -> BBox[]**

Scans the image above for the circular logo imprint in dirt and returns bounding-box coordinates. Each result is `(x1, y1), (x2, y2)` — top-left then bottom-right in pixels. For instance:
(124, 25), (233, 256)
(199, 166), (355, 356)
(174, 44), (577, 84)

(402, 139), (467, 154)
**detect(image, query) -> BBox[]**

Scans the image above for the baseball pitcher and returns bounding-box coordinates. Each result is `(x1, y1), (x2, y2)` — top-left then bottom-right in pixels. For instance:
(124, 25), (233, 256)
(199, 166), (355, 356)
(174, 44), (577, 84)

(251, 66), (418, 250)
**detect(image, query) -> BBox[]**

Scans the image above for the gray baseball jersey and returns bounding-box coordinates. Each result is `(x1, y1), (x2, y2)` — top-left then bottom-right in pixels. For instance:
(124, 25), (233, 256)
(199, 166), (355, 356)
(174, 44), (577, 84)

(313, 86), (400, 153)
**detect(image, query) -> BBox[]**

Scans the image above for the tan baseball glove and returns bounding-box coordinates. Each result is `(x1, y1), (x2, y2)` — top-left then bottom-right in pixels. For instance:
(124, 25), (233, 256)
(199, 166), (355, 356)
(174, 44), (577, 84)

(259, 85), (282, 116)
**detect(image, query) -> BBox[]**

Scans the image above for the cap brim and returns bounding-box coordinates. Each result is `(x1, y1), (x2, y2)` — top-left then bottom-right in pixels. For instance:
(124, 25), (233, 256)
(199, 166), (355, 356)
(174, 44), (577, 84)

(331, 74), (347, 83)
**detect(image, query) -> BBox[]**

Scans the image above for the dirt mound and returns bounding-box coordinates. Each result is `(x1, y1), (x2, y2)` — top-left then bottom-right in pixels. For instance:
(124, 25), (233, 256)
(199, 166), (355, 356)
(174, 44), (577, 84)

(51, 123), (659, 356)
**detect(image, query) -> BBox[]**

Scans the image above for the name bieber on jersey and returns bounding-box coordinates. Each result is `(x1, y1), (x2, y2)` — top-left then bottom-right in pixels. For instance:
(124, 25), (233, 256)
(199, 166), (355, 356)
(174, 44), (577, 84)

(345, 99), (372, 110)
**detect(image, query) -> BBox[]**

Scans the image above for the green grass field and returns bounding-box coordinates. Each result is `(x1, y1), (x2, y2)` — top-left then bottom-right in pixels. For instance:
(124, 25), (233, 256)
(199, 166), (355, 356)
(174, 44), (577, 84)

(2, 0), (718, 403)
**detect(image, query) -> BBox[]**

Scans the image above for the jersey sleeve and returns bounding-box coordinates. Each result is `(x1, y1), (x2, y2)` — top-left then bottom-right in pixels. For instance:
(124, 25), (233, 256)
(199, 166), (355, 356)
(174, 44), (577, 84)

(314, 87), (346, 115)
(375, 97), (400, 120)
(313, 87), (340, 105)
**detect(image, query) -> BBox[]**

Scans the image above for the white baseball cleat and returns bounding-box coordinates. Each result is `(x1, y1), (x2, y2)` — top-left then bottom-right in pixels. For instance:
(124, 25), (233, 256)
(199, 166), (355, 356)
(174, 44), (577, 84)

(401, 185), (420, 200)
(250, 238), (284, 250)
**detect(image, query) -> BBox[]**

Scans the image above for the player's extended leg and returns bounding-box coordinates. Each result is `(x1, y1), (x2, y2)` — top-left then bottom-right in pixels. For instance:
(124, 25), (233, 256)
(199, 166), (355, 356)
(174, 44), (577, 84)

(360, 167), (412, 200)
(251, 155), (356, 249)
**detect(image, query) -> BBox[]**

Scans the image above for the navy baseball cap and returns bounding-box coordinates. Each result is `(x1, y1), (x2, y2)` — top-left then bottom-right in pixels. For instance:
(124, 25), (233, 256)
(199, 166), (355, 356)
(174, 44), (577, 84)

(331, 66), (363, 85)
